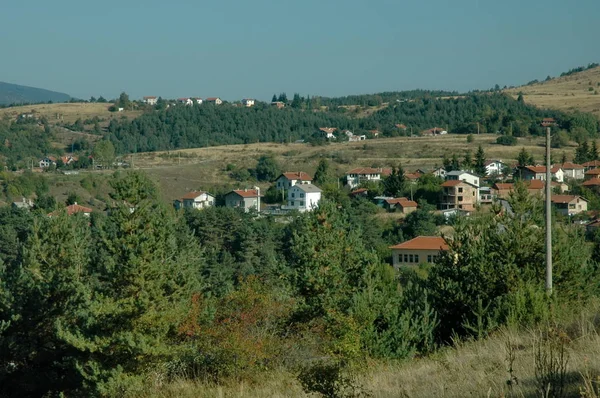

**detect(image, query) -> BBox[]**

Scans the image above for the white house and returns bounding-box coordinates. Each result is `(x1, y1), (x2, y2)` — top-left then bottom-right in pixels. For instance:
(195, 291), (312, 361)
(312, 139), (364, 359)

(484, 160), (507, 177)
(242, 98), (255, 107)
(142, 96), (158, 105)
(559, 162), (585, 180)
(519, 166), (564, 183)
(224, 188), (261, 212)
(348, 135), (366, 142)
(39, 156), (57, 168)
(193, 97), (203, 105)
(319, 127), (337, 139)
(432, 167), (447, 179)
(178, 98), (194, 106)
(346, 167), (392, 189)
(287, 183), (322, 212)
(205, 97), (223, 105)
(445, 170), (480, 188)
(275, 172), (312, 190)
(175, 191), (215, 210)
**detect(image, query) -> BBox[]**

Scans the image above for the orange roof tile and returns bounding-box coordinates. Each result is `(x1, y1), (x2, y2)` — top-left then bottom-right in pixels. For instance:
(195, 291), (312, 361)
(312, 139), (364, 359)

(181, 191), (207, 200)
(585, 168), (600, 175)
(582, 160), (600, 167)
(583, 179), (600, 186)
(281, 172), (312, 181)
(390, 236), (449, 251)
(551, 195), (587, 204)
(231, 189), (260, 198)
(441, 180), (464, 187)
(559, 162), (584, 170)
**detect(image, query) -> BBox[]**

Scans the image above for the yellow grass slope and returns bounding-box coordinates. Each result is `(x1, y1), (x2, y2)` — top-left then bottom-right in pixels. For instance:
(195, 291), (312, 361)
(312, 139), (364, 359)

(505, 66), (600, 117)
(0, 102), (142, 124)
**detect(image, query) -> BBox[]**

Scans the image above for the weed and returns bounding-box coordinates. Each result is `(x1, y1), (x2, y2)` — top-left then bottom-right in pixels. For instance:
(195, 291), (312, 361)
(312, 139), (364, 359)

(533, 327), (569, 398)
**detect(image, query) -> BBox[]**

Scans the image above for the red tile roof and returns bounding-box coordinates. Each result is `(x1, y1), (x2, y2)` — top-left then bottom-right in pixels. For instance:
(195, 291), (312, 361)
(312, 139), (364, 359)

(551, 195), (586, 204)
(181, 191), (207, 200)
(585, 168), (600, 175)
(405, 172), (422, 180)
(232, 189), (260, 198)
(281, 172), (312, 181)
(582, 160), (600, 167)
(583, 179), (600, 186)
(347, 167), (392, 176)
(319, 127), (337, 134)
(559, 162), (584, 170)
(48, 203), (93, 217)
(395, 124), (407, 129)
(385, 197), (417, 207)
(390, 236), (449, 251)
(206, 97), (220, 101)
(525, 165), (561, 173)
(441, 180), (464, 187)
(493, 183), (514, 190)
(350, 188), (368, 195)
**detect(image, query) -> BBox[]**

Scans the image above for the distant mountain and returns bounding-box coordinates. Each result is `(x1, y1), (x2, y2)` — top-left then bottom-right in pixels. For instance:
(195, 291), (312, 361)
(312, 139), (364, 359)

(0, 81), (70, 105)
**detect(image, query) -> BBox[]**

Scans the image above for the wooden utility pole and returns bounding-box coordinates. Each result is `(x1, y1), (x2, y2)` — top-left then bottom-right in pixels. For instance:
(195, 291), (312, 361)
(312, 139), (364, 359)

(545, 126), (553, 296)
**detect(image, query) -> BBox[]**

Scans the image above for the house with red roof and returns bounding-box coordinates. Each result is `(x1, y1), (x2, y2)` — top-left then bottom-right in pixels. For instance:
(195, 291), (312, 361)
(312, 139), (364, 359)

(178, 98), (194, 106)
(275, 172), (313, 190)
(541, 118), (557, 127)
(519, 165), (564, 182)
(345, 167), (392, 189)
(440, 180), (478, 211)
(174, 191), (215, 210)
(551, 195), (588, 216)
(48, 203), (93, 217)
(582, 160), (600, 171)
(242, 98), (255, 107)
(384, 197), (418, 214)
(319, 127), (337, 139)
(142, 96), (158, 106)
(205, 97), (223, 105)
(224, 188), (261, 212)
(389, 236), (449, 269)
(559, 162), (585, 180)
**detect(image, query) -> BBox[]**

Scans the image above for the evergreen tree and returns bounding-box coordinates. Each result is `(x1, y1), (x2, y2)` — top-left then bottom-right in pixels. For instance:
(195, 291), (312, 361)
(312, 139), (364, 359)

(382, 164), (406, 197)
(517, 147), (530, 166)
(254, 155), (281, 182)
(561, 152), (568, 164)
(590, 140), (599, 161)
(291, 93), (303, 109)
(463, 150), (472, 169)
(314, 158), (333, 186)
(271, 94), (277, 103)
(450, 154), (460, 171)
(575, 141), (590, 164)
(474, 145), (486, 176)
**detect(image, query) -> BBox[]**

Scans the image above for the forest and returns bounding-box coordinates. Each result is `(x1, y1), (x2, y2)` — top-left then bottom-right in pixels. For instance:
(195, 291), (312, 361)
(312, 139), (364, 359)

(0, 170), (598, 397)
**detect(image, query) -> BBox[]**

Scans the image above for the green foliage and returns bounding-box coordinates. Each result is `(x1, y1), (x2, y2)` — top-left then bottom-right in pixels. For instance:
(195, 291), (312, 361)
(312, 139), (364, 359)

(254, 155), (281, 182)
(92, 139), (115, 168)
(297, 361), (370, 398)
(466, 134), (474, 143)
(474, 145), (486, 175)
(314, 158), (335, 186)
(551, 130), (570, 148)
(382, 165), (405, 197)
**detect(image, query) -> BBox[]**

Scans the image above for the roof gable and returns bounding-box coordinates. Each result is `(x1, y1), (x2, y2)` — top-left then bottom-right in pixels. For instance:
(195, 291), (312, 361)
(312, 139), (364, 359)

(390, 236), (449, 251)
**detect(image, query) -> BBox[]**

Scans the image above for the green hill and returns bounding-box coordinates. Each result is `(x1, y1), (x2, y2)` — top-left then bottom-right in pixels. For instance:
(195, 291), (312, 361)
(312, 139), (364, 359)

(0, 81), (70, 105)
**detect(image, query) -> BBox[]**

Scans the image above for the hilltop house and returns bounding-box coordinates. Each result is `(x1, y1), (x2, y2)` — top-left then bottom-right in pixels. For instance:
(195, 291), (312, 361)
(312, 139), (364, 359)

(142, 96), (158, 105)
(445, 170), (480, 187)
(174, 191), (215, 210)
(484, 160), (507, 176)
(319, 127), (337, 139)
(205, 97), (223, 105)
(389, 236), (449, 269)
(271, 101), (285, 109)
(224, 188), (261, 212)
(559, 162), (585, 180)
(287, 183), (322, 212)
(432, 166), (447, 179)
(346, 167), (392, 189)
(242, 98), (255, 107)
(440, 180), (478, 211)
(551, 195), (588, 216)
(275, 172), (312, 190)
(384, 197), (418, 214)
(178, 98), (194, 106)
(519, 165), (564, 182)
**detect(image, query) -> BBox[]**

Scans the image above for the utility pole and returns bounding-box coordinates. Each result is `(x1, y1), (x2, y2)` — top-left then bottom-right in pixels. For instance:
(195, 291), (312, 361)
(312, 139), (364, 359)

(545, 126), (553, 296)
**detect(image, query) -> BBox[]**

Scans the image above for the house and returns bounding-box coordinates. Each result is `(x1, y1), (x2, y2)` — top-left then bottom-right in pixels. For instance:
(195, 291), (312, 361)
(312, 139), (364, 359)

(224, 188), (261, 212)
(142, 96), (158, 105)
(178, 98), (194, 106)
(432, 167), (447, 179)
(445, 170), (480, 187)
(440, 180), (478, 211)
(348, 134), (366, 142)
(346, 167), (392, 189)
(12, 197), (34, 210)
(484, 160), (507, 177)
(583, 178), (600, 191)
(205, 97), (223, 105)
(60, 155), (78, 165)
(275, 172), (312, 190)
(420, 127), (446, 136)
(582, 160), (600, 171)
(48, 203), (93, 217)
(271, 101), (285, 109)
(584, 168), (600, 181)
(287, 183), (322, 212)
(193, 98), (203, 105)
(541, 118), (557, 127)
(493, 180), (567, 200)
(242, 98), (255, 107)
(479, 187), (493, 204)
(384, 197), (418, 214)
(175, 191), (215, 210)
(559, 162), (585, 180)
(39, 156), (57, 168)
(551, 195), (588, 216)
(350, 188), (369, 198)
(405, 171), (422, 184)
(319, 127), (337, 139)
(519, 165), (564, 182)
(368, 130), (381, 137)
(586, 219), (600, 235)
(441, 208), (471, 220)
(395, 124), (407, 130)
(343, 130), (353, 137)
(389, 236), (449, 269)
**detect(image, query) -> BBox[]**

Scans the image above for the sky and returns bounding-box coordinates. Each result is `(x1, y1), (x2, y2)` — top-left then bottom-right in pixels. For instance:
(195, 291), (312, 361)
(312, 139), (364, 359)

(1, 0), (599, 101)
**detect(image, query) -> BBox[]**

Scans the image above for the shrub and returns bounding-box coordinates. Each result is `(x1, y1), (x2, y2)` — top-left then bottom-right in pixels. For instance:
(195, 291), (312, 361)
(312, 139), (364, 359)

(297, 361), (370, 398)
(467, 134), (474, 143)
(496, 135), (518, 146)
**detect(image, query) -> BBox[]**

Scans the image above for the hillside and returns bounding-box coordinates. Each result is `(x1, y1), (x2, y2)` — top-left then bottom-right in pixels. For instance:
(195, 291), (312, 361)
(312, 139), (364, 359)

(0, 81), (70, 105)
(505, 65), (600, 117)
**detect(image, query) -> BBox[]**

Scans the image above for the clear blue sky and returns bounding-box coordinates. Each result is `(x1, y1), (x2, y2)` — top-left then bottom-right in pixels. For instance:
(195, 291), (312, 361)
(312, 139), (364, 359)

(1, 0), (599, 101)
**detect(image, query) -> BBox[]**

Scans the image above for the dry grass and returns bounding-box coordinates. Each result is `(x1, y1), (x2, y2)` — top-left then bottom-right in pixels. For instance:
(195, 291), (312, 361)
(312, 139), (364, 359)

(0, 102), (142, 124)
(136, 304), (600, 398)
(505, 66), (600, 117)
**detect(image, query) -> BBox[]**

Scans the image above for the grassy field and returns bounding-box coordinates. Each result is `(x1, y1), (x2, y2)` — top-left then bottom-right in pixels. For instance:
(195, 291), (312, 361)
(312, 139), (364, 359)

(505, 66), (600, 117)
(133, 302), (600, 398)
(0, 102), (142, 125)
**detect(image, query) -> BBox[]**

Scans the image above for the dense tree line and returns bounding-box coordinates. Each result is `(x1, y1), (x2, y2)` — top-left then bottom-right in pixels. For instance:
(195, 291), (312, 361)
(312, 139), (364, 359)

(0, 119), (53, 169)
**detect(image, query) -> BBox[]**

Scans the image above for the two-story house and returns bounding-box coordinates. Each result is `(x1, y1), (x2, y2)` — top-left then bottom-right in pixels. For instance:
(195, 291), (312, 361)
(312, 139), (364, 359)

(142, 96), (158, 105)
(174, 191), (215, 210)
(275, 172), (312, 190)
(224, 188), (261, 212)
(559, 162), (585, 180)
(287, 183), (322, 212)
(484, 160), (507, 177)
(551, 195), (588, 216)
(346, 167), (392, 189)
(39, 156), (57, 168)
(178, 98), (194, 106)
(519, 165), (564, 182)
(242, 98), (255, 107)
(389, 236), (449, 269)
(440, 180), (478, 211)
(205, 97), (223, 105)
(445, 170), (480, 187)
(319, 127), (337, 139)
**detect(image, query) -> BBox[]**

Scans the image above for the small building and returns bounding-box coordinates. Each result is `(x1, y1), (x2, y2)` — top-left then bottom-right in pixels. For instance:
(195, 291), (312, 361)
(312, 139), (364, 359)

(368, 129), (381, 137)
(205, 97), (223, 105)
(395, 123), (407, 130)
(39, 156), (57, 168)
(493, 180), (567, 199)
(405, 171), (422, 184)
(440, 180), (478, 211)
(583, 178), (600, 191)
(479, 187), (493, 204)
(551, 195), (588, 216)
(389, 236), (449, 269)
(345, 167), (392, 189)
(178, 98), (194, 106)
(275, 172), (312, 190)
(584, 168), (600, 181)
(519, 165), (564, 182)
(319, 127), (337, 139)
(193, 98), (203, 105)
(287, 183), (322, 212)
(348, 134), (366, 142)
(350, 188), (369, 198)
(142, 96), (158, 105)
(242, 98), (255, 107)
(48, 203), (93, 217)
(582, 160), (600, 171)
(445, 170), (480, 188)
(420, 127), (446, 136)
(224, 188), (261, 212)
(384, 197), (418, 214)
(175, 191), (215, 210)
(271, 101), (285, 109)
(12, 197), (34, 210)
(484, 160), (507, 177)
(432, 167), (447, 179)
(559, 162), (585, 180)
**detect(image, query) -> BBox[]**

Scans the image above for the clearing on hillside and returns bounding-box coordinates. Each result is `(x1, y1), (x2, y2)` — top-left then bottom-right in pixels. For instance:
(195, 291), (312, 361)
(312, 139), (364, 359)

(0, 102), (142, 125)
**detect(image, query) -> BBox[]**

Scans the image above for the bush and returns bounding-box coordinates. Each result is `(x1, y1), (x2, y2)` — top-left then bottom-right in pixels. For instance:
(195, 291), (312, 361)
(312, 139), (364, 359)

(467, 134), (474, 143)
(496, 135), (517, 146)
(297, 361), (370, 398)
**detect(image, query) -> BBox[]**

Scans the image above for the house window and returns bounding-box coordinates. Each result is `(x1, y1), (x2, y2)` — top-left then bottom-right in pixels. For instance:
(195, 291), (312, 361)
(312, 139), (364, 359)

(291, 193), (295, 198)
(291, 201), (295, 206)
(458, 187), (463, 193)
(427, 255), (432, 263)
(409, 254), (414, 263)
(404, 254), (409, 263)
(300, 193), (305, 198)
(458, 196), (463, 202)
(300, 201), (304, 206)
(397, 254), (402, 263)
(414, 255), (419, 263)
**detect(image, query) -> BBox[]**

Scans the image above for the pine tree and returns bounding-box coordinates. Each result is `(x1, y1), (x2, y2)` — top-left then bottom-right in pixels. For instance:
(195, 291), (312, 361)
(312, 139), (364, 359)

(383, 164), (406, 197)
(561, 152), (567, 164)
(590, 140), (599, 161)
(474, 145), (486, 175)
(450, 154), (460, 171)
(517, 147), (530, 166)
(271, 94), (278, 103)
(463, 150), (473, 169)
(314, 159), (333, 186)
(575, 141), (590, 164)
